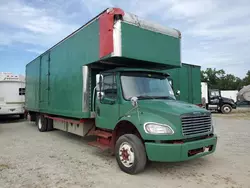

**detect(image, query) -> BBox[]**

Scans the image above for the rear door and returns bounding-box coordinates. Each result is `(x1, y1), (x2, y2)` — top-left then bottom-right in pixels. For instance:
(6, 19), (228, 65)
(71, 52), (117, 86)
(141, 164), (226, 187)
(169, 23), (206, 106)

(39, 52), (50, 111)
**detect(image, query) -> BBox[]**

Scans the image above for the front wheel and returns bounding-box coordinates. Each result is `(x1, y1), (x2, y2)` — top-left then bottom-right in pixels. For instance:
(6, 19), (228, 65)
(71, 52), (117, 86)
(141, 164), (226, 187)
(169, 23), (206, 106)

(115, 134), (147, 175)
(221, 104), (232, 114)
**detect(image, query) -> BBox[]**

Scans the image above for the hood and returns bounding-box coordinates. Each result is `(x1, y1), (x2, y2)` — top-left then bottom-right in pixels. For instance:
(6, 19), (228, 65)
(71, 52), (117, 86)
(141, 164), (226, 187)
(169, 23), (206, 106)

(121, 99), (211, 141)
(221, 97), (235, 103)
(138, 99), (209, 117)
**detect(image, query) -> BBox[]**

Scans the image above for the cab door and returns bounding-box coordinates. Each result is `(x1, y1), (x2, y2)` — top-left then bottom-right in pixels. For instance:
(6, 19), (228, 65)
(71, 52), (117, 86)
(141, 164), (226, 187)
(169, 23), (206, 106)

(95, 73), (119, 130)
(208, 90), (220, 109)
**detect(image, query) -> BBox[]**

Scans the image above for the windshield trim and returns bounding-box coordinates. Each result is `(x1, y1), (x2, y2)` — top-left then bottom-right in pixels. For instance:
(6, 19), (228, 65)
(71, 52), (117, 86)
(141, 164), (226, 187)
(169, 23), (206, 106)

(120, 71), (169, 79)
(119, 71), (174, 101)
(120, 75), (130, 102)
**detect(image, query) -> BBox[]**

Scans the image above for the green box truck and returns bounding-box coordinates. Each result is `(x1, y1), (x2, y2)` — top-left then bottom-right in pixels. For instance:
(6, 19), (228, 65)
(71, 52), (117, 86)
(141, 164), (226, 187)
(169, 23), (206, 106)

(25, 8), (217, 174)
(167, 63), (202, 105)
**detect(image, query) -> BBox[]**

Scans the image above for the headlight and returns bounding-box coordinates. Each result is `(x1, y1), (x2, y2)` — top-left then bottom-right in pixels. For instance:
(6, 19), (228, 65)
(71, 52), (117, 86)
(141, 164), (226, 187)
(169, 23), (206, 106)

(144, 122), (174, 135)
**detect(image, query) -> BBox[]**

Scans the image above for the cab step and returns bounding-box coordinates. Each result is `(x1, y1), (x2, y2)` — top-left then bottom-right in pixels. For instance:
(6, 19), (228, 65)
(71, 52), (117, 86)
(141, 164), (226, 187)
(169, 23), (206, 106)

(88, 141), (110, 151)
(88, 129), (112, 139)
(87, 129), (113, 151)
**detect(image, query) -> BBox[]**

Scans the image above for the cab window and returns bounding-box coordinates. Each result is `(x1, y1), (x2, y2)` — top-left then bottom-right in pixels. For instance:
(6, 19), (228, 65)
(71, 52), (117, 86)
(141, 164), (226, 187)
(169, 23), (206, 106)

(103, 74), (117, 99)
(210, 91), (220, 98)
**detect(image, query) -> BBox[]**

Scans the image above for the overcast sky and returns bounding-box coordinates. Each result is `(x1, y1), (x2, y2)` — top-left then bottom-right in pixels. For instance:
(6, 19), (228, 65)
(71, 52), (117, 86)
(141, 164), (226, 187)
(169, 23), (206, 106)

(0, 0), (249, 78)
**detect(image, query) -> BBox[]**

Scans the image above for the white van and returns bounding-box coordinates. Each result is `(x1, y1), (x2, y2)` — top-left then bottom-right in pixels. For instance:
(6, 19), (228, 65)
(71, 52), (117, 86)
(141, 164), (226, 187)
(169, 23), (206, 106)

(0, 72), (25, 118)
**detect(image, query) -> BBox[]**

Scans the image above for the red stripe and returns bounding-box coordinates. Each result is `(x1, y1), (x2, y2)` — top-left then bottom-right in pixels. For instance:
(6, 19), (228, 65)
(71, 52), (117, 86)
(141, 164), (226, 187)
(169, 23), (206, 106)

(44, 115), (85, 124)
(99, 8), (124, 58)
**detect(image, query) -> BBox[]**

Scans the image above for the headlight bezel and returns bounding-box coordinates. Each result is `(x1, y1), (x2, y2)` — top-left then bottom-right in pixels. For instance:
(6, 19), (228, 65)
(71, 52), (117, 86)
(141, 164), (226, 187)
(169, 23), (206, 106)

(143, 122), (175, 135)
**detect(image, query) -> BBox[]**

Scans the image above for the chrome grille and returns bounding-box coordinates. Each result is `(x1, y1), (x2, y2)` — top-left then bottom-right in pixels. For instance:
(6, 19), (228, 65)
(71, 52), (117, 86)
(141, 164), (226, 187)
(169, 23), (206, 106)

(181, 114), (212, 136)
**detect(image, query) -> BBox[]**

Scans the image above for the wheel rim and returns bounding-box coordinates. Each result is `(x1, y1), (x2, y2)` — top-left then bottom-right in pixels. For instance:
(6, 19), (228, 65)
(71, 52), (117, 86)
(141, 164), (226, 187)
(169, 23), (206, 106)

(119, 142), (135, 168)
(223, 106), (230, 113)
(38, 118), (42, 129)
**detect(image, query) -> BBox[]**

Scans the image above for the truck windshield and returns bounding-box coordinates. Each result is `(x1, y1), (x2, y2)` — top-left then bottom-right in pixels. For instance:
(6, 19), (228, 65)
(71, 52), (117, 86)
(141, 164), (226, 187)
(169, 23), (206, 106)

(120, 72), (176, 100)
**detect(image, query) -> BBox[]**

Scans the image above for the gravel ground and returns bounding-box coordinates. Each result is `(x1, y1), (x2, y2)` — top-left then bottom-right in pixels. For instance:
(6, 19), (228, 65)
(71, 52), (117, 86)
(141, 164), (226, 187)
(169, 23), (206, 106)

(0, 115), (250, 188)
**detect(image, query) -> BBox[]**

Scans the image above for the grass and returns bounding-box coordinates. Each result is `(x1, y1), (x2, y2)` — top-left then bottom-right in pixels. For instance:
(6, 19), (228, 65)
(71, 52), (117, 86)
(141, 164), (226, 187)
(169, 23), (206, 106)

(0, 164), (10, 171)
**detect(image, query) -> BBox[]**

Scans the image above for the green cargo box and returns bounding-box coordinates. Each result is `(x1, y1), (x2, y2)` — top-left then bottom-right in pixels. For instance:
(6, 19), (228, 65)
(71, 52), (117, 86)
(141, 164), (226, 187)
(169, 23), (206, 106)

(25, 8), (181, 119)
(167, 63), (201, 105)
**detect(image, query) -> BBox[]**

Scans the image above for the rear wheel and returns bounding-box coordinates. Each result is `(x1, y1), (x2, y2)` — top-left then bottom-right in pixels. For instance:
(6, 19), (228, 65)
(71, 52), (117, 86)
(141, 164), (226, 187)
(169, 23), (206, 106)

(36, 115), (48, 132)
(115, 134), (147, 174)
(221, 104), (232, 114)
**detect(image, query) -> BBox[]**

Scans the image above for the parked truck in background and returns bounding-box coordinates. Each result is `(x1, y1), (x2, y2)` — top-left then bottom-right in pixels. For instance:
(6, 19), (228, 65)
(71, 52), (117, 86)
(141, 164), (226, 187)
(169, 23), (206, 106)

(201, 82), (236, 114)
(167, 64), (238, 111)
(25, 8), (217, 174)
(0, 72), (25, 118)
(167, 63), (202, 105)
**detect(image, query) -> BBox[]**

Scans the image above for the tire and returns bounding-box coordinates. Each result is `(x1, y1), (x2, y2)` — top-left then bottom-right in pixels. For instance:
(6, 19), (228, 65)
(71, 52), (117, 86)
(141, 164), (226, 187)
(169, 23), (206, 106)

(47, 118), (54, 131)
(221, 104), (232, 114)
(115, 134), (147, 175)
(36, 114), (48, 132)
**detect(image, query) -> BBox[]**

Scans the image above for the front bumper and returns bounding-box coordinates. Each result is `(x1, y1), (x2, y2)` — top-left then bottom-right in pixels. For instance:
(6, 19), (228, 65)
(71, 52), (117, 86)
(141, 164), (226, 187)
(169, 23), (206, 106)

(232, 103), (237, 109)
(145, 135), (217, 162)
(0, 106), (25, 115)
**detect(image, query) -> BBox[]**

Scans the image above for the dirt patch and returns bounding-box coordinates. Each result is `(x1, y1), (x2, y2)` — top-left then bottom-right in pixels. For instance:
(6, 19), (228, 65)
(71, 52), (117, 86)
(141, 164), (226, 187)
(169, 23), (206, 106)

(0, 117), (250, 188)
(213, 107), (250, 119)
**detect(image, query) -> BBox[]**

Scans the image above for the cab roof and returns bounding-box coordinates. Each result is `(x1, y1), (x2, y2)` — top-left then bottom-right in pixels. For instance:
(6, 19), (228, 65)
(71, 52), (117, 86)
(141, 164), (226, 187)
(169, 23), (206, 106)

(101, 67), (170, 76)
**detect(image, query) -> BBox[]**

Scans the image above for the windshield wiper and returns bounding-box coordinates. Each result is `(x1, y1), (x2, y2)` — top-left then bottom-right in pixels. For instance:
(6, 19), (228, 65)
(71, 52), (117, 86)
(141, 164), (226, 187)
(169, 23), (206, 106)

(151, 96), (175, 100)
(131, 95), (175, 100)
(135, 95), (155, 100)
(128, 95), (155, 100)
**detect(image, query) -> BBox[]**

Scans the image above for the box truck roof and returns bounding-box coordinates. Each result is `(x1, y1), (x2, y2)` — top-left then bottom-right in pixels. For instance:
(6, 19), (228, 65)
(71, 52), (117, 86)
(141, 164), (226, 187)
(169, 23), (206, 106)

(26, 7), (181, 69)
(25, 8), (182, 118)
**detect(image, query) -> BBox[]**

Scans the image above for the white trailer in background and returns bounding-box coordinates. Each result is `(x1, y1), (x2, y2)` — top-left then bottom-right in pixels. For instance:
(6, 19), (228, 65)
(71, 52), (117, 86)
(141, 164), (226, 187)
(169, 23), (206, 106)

(201, 82), (208, 106)
(221, 90), (238, 103)
(0, 72), (25, 118)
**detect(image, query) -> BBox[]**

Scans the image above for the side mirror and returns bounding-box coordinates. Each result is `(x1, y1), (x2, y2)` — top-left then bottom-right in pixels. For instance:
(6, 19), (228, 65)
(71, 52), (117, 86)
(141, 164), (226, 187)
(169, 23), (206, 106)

(131, 96), (138, 107)
(176, 90), (180, 96)
(96, 74), (104, 101)
(96, 74), (103, 88)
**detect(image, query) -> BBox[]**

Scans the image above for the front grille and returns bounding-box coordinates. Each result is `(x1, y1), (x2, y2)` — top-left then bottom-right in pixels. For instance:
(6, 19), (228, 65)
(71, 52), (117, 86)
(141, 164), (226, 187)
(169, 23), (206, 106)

(181, 114), (212, 136)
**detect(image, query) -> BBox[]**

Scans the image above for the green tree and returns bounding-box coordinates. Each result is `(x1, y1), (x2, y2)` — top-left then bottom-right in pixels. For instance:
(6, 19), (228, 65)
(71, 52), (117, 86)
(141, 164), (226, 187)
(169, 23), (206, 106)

(201, 68), (225, 88)
(218, 74), (243, 90)
(242, 70), (250, 86)
(201, 68), (246, 90)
